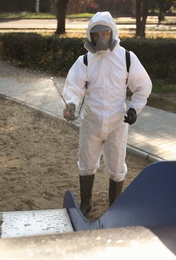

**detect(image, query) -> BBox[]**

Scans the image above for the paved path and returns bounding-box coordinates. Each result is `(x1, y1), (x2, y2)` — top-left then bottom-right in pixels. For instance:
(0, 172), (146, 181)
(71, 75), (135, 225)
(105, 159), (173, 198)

(0, 18), (175, 31)
(0, 60), (176, 162)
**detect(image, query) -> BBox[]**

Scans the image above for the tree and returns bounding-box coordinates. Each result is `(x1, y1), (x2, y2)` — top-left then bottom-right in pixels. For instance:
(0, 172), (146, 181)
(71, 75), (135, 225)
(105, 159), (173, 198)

(55, 0), (70, 35)
(135, 0), (149, 38)
(157, 0), (174, 25)
(36, 0), (40, 14)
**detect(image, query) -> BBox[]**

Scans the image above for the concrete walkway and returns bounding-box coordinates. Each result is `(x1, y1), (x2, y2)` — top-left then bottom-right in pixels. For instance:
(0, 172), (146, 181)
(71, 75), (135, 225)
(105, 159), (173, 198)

(0, 18), (175, 31)
(0, 59), (176, 162)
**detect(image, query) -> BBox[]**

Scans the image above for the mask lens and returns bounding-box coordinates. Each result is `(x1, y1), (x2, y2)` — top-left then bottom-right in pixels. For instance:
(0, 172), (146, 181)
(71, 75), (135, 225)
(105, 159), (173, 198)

(92, 31), (111, 51)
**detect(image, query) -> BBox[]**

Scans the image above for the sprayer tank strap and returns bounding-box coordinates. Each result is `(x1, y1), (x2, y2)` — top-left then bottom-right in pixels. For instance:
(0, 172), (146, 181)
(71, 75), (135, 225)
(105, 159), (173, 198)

(125, 50), (130, 73)
(83, 50), (131, 79)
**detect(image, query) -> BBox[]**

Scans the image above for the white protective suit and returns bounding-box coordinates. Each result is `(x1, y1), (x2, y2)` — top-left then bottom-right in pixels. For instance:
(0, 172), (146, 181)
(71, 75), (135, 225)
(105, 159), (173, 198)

(63, 12), (152, 182)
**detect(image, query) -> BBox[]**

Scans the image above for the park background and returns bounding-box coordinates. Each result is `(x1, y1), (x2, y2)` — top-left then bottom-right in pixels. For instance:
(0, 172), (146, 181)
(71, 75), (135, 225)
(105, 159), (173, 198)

(0, 0), (176, 113)
(0, 0), (176, 221)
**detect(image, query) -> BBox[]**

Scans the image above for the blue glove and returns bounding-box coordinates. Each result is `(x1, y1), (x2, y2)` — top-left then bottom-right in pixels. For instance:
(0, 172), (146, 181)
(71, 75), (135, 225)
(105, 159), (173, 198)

(124, 108), (137, 125)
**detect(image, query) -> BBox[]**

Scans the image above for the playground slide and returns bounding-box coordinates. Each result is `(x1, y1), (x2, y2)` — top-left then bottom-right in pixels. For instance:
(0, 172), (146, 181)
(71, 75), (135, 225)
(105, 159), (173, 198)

(64, 161), (176, 231)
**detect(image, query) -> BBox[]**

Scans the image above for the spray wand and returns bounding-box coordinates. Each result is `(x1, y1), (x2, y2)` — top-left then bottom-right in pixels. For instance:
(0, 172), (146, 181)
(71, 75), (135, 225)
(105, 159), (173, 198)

(50, 77), (75, 121)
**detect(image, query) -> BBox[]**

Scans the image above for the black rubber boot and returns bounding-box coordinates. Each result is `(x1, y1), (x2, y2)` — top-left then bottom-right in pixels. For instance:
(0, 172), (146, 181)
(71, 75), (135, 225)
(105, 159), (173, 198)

(79, 175), (95, 217)
(109, 179), (124, 206)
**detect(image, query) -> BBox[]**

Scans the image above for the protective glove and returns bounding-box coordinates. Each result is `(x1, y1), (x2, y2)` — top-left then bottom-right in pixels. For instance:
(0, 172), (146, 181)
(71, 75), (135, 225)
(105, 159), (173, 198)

(63, 103), (76, 121)
(124, 108), (137, 125)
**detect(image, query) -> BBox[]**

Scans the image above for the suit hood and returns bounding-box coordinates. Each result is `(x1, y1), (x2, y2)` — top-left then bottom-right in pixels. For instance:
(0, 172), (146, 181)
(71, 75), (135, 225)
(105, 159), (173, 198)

(86, 12), (119, 42)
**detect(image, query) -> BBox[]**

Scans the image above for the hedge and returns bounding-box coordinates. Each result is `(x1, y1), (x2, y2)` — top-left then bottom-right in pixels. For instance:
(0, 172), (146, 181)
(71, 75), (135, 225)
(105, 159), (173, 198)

(0, 33), (86, 76)
(0, 32), (176, 82)
(121, 38), (176, 82)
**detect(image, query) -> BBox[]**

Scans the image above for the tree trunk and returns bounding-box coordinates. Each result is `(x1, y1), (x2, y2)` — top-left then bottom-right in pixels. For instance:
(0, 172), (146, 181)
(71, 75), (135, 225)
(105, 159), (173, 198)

(158, 0), (165, 25)
(55, 0), (69, 35)
(83, 0), (87, 13)
(140, 0), (148, 37)
(135, 0), (148, 38)
(135, 0), (142, 37)
(35, 0), (40, 14)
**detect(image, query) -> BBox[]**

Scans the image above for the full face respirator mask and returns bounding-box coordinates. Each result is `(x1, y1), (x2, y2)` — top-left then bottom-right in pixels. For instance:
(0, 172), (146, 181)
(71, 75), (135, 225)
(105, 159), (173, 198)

(84, 25), (118, 53)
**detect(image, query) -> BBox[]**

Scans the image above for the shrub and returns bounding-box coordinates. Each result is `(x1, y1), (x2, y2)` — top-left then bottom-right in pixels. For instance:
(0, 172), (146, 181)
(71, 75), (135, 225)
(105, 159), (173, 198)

(0, 33), (176, 82)
(0, 33), (86, 75)
(121, 38), (176, 82)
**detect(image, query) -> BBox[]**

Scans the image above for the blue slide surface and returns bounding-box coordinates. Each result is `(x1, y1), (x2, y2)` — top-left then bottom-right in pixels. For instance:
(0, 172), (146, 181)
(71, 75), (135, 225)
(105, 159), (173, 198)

(63, 161), (176, 231)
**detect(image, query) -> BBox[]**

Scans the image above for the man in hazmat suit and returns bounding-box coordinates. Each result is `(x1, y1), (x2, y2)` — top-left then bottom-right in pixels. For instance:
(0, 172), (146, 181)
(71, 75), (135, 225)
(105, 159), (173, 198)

(62, 11), (152, 216)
